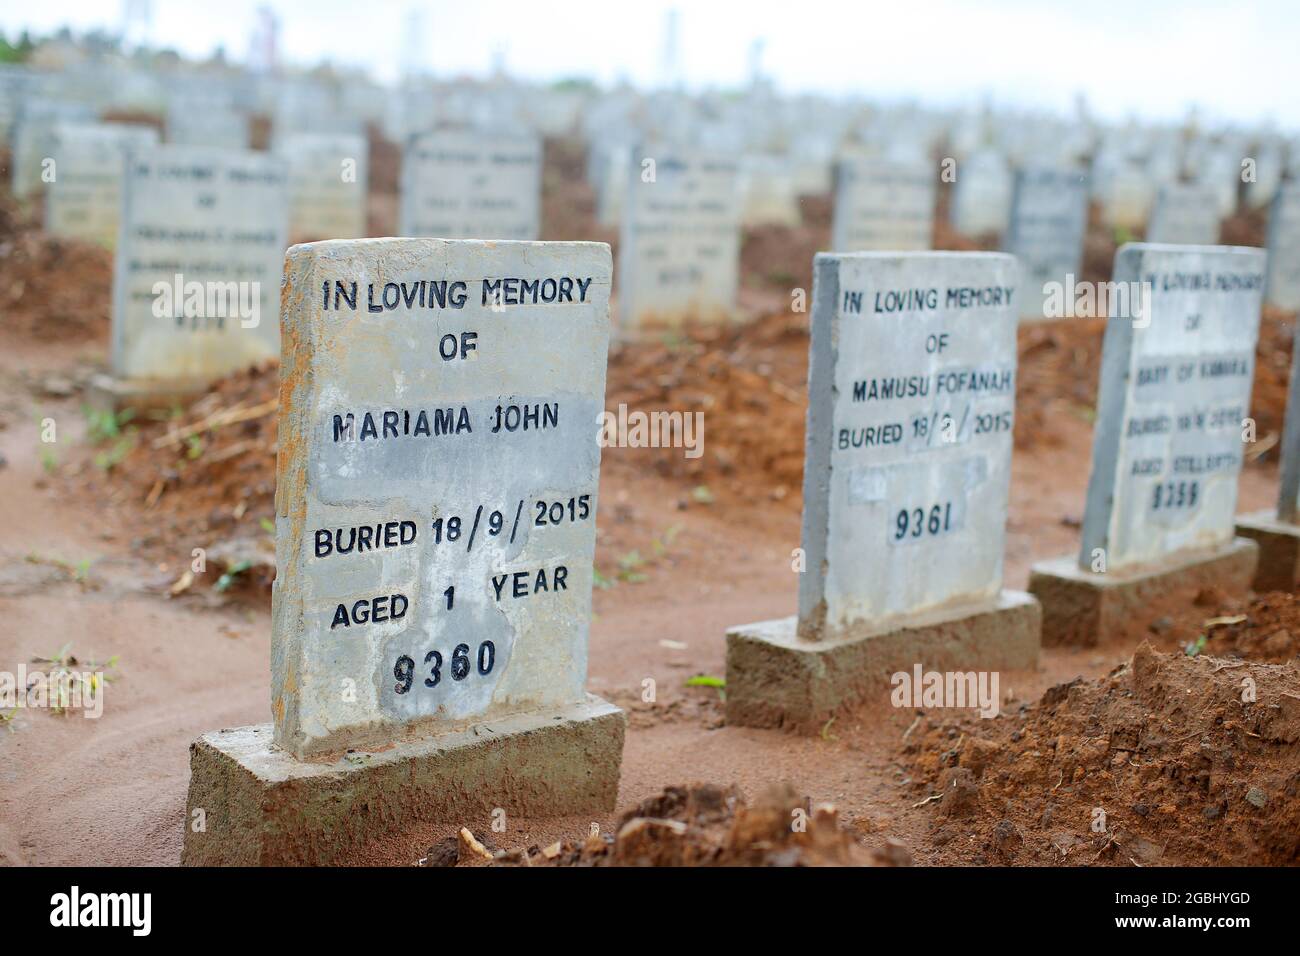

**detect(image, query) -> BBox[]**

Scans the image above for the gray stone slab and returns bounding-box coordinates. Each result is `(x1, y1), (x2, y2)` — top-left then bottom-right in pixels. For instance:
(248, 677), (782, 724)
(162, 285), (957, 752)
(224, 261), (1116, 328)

(181, 694), (625, 865)
(44, 122), (159, 248)
(1147, 182), (1221, 246)
(274, 237), (613, 757)
(1003, 166), (1089, 320)
(9, 98), (93, 199)
(616, 146), (742, 333)
(1030, 538), (1257, 646)
(1236, 509), (1300, 592)
(797, 251), (1020, 641)
(398, 130), (541, 240)
(831, 156), (935, 252)
(1079, 243), (1266, 574)
(950, 149), (1012, 238)
(276, 132), (368, 242)
(1277, 313), (1300, 522)
(1265, 182), (1300, 312)
(110, 145), (289, 383)
(725, 591), (1040, 731)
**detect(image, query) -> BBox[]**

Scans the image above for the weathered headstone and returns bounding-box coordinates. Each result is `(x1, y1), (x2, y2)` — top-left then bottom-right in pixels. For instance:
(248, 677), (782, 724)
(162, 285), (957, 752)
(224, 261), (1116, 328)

(740, 154), (802, 228)
(617, 147), (742, 334)
(93, 146), (289, 409)
(276, 132), (369, 242)
(9, 98), (94, 199)
(1030, 243), (1265, 644)
(166, 104), (249, 149)
(182, 237), (624, 865)
(949, 149), (1012, 238)
(1238, 247), (1300, 587)
(726, 251), (1040, 730)
(45, 122), (160, 248)
(1146, 182), (1221, 246)
(398, 130), (541, 240)
(830, 156), (934, 252)
(1003, 166), (1089, 320)
(1098, 160), (1154, 232)
(1264, 181), (1300, 312)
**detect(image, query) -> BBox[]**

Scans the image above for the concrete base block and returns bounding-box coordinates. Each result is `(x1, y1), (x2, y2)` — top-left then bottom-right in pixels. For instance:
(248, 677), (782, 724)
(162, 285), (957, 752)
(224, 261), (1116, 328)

(1235, 511), (1300, 592)
(86, 372), (208, 413)
(1028, 537), (1259, 647)
(724, 590), (1041, 732)
(181, 694), (625, 866)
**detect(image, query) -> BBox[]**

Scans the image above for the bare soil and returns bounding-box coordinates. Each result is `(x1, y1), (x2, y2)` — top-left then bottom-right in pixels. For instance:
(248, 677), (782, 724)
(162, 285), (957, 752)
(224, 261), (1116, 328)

(0, 138), (1293, 867)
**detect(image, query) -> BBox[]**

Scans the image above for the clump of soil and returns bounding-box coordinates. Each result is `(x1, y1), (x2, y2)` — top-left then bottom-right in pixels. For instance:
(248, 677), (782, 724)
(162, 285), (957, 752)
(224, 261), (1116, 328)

(739, 194), (831, 297)
(603, 309), (810, 505)
(434, 783), (910, 867)
(905, 642), (1300, 865)
(541, 137), (615, 249)
(1013, 316), (1106, 448)
(1142, 590), (1300, 664)
(0, 193), (112, 343)
(76, 362), (281, 589)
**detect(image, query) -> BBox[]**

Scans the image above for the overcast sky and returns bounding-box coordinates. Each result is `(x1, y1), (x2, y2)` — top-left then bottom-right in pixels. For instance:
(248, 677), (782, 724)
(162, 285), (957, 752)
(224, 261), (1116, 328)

(2, 0), (1296, 129)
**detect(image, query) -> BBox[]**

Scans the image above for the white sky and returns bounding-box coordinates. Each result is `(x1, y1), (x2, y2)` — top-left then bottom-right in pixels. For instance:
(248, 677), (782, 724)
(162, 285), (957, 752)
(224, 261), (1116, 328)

(1, 0), (1297, 129)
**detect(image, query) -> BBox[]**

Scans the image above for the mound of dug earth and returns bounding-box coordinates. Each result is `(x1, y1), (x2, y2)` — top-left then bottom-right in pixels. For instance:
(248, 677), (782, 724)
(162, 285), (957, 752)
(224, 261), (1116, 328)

(429, 784), (911, 867)
(907, 642), (1300, 866)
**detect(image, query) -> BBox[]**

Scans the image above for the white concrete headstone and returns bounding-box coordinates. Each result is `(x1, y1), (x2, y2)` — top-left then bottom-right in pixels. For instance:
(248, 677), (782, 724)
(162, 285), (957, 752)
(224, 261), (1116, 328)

(830, 156), (934, 252)
(276, 132), (369, 242)
(798, 252), (1019, 639)
(1146, 183), (1221, 246)
(111, 146), (289, 382)
(273, 237), (612, 756)
(398, 130), (541, 241)
(45, 122), (160, 248)
(617, 147), (742, 332)
(1265, 182), (1300, 312)
(1079, 243), (1265, 572)
(1003, 166), (1089, 320)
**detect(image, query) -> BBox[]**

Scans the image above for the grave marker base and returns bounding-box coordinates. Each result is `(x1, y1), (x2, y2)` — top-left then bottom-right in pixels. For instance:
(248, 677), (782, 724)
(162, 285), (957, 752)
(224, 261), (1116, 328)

(1028, 537), (1258, 647)
(86, 372), (209, 413)
(181, 694), (625, 866)
(724, 591), (1040, 732)
(1235, 511), (1300, 592)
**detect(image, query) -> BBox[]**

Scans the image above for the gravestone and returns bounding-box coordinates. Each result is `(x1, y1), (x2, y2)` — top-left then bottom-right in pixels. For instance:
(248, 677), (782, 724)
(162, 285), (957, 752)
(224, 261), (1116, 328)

(1238, 252), (1300, 587)
(1146, 183), (1221, 246)
(399, 130), (541, 240)
(10, 99), (94, 199)
(45, 122), (160, 248)
(830, 156), (934, 252)
(1003, 166), (1089, 320)
(1030, 243), (1265, 644)
(92, 145), (289, 409)
(166, 104), (249, 149)
(617, 147), (742, 334)
(1264, 182), (1300, 312)
(182, 237), (624, 865)
(740, 154), (802, 228)
(276, 132), (369, 242)
(950, 149), (1012, 238)
(726, 251), (1040, 731)
(1098, 160), (1155, 232)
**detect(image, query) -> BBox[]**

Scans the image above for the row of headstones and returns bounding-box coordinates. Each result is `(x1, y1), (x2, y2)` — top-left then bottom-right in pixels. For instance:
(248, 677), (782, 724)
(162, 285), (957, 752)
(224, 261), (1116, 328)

(181, 236), (1286, 865)
(20, 123), (1300, 391)
(616, 149), (1300, 323)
